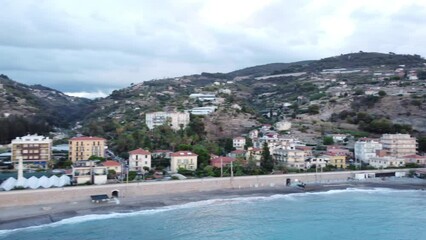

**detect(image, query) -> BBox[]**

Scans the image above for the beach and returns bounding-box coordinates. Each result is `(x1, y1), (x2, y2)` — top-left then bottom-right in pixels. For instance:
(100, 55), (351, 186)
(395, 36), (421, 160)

(1, 178), (425, 231)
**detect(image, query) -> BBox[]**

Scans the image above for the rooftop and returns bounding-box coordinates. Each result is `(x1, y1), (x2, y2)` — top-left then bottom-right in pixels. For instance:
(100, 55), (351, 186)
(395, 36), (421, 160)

(171, 151), (198, 157)
(70, 136), (106, 141)
(129, 148), (151, 155)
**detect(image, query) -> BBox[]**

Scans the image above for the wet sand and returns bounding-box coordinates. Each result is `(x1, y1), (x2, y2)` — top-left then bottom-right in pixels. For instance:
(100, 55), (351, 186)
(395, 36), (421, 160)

(0, 179), (425, 230)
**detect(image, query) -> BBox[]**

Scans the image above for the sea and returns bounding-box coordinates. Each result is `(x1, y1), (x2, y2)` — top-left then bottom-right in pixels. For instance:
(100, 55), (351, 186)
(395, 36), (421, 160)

(0, 188), (425, 240)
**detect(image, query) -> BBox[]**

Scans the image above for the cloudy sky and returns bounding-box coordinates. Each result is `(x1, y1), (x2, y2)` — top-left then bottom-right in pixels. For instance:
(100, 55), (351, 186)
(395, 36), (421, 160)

(1, 0), (426, 98)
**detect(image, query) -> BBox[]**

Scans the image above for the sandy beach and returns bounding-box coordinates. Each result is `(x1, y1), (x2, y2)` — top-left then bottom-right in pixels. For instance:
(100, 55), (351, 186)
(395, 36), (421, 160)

(0, 178), (425, 231)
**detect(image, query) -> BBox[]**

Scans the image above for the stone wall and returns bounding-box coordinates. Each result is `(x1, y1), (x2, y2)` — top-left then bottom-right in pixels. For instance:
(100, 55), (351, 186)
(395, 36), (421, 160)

(0, 169), (408, 208)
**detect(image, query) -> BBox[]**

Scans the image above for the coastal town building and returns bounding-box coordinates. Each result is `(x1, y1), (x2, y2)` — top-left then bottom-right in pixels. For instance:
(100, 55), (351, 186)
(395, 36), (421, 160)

(68, 136), (106, 162)
(72, 160), (107, 185)
(403, 154), (426, 166)
(248, 129), (259, 139)
(369, 157), (405, 169)
(11, 134), (52, 169)
(324, 153), (346, 169)
(170, 151), (198, 172)
(228, 149), (246, 159)
(246, 147), (263, 166)
(380, 134), (417, 157)
(354, 138), (383, 163)
(101, 160), (122, 174)
(210, 156), (237, 168)
(128, 148), (151, 171)
(189, 93), (216, 101)
(305, 156), (329, 169)
(233, 137), (246, 150)
(273, 147), (306, 169)
(145, 111), (190, 130)
(186, 106), (217, 115)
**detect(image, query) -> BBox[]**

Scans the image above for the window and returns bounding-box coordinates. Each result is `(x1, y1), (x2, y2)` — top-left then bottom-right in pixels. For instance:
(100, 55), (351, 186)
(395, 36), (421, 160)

(145, 161), (147, 165)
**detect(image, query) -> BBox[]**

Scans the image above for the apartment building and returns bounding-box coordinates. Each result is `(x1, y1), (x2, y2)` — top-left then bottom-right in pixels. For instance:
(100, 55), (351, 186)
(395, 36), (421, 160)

(68, 136), (106, 162)
(380, 134), (417, 157)
(170, 151), (198, 172)
(145, 112), (190, 130)
(233, 137), (246, 150)
(11, 134), (52, 169)
(354, 138), (383, 163)
(128, 148), (151, 171)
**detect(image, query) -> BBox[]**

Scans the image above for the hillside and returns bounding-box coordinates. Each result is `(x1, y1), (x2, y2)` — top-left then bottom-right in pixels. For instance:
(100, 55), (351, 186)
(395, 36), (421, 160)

(0, 74), (94, 143)
(1, 52), (425, 151)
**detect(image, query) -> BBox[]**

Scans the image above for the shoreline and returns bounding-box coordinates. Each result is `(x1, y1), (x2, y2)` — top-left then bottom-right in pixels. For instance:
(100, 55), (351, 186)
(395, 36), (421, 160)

(0, 178), (425, 231)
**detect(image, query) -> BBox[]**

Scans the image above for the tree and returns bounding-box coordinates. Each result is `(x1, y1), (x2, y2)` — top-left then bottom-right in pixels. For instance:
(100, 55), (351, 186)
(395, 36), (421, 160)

(192, 145), (210, 169)
(260, 142), (274, 172)
(418, 136), (426, 153)
(308, 104), (320, 115)
(323, 136), (334, 145)
(378, 90), (387, 97)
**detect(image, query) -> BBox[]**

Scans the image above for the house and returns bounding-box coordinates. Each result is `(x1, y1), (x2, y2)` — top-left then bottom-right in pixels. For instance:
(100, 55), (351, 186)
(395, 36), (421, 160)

(210, 156), (236, 168)
(305, 157), (329, 169)
(324, 153), (346, 169)
(326, 146), (351, 157)
(101, 160), (122, 174)
(228, 150), (246, 159)
(68, 136), (106, 162)
(145, 111), (190, 130)
(369, 157), (405, 169)
(170, 151), (198, 172)
(72, 160), (107, 185)
(295, 146), (314, 158)
(403, 154), (426, 166)
(233, 137), (246, 150)
(128, 148), (151, 171)
(11, 134), (52, 170)
(248, 129), (259, 139)
(246, 147), (263, 166)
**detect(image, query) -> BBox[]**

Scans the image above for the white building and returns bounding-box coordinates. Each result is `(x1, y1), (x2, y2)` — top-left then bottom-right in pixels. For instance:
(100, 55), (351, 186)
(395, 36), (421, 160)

(128, 148), (151, 171)
(380, 134), (417, 157)
(273, 147), (306, 169)
(189, 93), (216, 101)
(233, 137), (246, 150)
(354, 138), (383, 163)
(72, 161), (107, 185)
(187, 106), (217, 115)
(305, 156), (329, 169)
(369, 157), (405, 169)
(11, 134), (52, 170)
(145, 112), (190, 130)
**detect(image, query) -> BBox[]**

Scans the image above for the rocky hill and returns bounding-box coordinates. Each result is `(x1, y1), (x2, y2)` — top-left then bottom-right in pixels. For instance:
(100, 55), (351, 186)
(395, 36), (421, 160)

(75, 52), (426, 152)
(0, 74), (94, 143)
(1, 52), (425, 150)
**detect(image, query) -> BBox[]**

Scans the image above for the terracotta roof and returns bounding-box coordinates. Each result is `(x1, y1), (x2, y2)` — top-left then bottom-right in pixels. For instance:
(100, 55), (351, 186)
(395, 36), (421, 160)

(211, 156), (236, 165)
(230, 150), (246, 154)
(102, 160), (121, 167)
(129, 148), (151, 155)
(170, 151), (198, 157)
(70, 136), (106, 141)
(296, 146), (313, 150)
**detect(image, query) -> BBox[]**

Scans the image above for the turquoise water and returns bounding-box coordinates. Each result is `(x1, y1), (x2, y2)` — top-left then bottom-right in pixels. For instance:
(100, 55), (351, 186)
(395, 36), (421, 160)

(1, 188), (425, 240)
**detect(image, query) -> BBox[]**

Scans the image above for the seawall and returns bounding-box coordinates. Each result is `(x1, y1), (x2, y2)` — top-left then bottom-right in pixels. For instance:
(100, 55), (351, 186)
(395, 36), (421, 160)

(0, 169), (411, 208)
